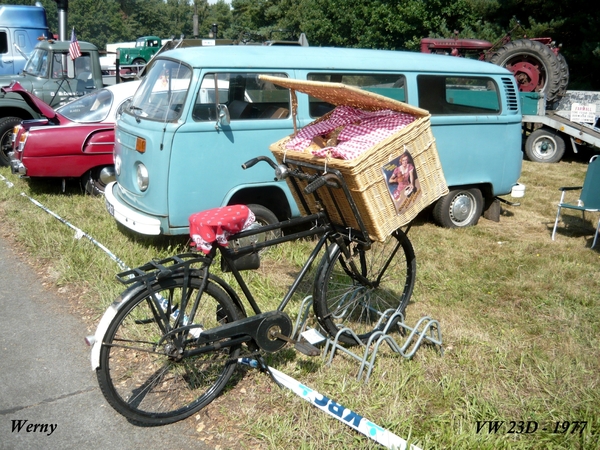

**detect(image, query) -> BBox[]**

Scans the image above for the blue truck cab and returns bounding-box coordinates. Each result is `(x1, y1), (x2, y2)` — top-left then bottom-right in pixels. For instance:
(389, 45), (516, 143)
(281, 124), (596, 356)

(105, 45), (524, 235)
(0, 4), (53, 76)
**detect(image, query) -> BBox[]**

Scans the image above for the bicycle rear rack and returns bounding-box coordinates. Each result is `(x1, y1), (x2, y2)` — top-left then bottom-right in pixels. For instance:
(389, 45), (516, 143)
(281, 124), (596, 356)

(115, 253), (208, 284)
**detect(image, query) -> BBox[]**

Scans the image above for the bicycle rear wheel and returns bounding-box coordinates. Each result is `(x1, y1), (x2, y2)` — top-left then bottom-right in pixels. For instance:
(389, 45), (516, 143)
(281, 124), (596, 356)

(313, 228), (416, 345)
(97, 272), (243, 425)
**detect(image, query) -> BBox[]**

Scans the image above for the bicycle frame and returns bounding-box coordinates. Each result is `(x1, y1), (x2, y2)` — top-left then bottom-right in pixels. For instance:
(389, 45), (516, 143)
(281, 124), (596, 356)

(106, 158), (382, 358)
(90, 154), (417, 428)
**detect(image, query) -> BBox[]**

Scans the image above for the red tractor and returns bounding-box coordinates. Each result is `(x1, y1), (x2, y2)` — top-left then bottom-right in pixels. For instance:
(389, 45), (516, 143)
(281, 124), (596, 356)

(420, 27), (569, 103)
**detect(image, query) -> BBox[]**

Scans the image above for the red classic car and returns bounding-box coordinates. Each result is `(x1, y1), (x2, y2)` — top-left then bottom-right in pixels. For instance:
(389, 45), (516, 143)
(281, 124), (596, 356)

(4, 79), (141, 195)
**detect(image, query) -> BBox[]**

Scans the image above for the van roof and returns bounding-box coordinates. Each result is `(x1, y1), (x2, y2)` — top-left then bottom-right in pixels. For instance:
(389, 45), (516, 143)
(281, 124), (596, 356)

(160, 45), (512, 76)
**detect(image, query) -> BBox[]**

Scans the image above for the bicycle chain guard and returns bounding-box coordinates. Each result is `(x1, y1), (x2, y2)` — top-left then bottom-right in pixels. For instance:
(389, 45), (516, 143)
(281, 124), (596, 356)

(255, 312), (293, 352)
(196, 310), (292, 353)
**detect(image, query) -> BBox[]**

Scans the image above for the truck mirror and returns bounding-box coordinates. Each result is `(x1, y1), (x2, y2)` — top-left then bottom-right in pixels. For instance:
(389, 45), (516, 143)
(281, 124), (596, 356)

(67, 57), (75, 78)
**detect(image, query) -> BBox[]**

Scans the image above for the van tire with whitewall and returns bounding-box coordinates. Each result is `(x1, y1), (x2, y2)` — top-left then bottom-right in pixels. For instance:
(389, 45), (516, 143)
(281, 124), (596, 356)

(433, 187), (484, 228)
(524, 127), (565, 163)
(247, 204), (281, 239)
(0, 116), (22, 167)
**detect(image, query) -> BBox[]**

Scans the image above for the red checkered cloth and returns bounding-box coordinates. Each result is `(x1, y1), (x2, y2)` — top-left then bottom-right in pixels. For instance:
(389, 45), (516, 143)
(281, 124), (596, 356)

(286, 105), (415, 160)
(189, 205), (255, 254)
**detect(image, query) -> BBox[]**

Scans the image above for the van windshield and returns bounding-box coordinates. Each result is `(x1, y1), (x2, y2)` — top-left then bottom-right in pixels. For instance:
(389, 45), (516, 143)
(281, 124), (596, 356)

(129, 59), (191, 121)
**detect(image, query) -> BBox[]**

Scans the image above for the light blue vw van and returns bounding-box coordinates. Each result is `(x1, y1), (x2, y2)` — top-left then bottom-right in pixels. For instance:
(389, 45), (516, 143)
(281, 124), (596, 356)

(105, 45), (524, 235)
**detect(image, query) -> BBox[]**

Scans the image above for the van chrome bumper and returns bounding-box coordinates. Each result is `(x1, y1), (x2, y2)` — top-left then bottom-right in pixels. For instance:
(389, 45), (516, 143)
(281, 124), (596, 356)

(104, 182), (162, 235)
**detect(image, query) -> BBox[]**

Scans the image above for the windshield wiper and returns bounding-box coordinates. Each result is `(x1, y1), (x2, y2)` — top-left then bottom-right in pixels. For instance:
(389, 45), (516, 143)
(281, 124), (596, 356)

(130, 105), (143, 123)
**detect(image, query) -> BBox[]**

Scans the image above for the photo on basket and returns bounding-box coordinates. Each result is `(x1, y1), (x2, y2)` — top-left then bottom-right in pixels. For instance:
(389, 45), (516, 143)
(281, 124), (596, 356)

(382, 150), (423, 215)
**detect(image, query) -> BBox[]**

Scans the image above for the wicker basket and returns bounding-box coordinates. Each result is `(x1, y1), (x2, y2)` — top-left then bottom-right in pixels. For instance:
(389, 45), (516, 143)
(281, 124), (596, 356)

(260, 76), (448, 241)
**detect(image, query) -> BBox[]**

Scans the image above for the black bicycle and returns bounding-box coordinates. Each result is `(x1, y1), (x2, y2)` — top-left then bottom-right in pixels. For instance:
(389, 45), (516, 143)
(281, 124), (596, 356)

(93, 155), (416, 425)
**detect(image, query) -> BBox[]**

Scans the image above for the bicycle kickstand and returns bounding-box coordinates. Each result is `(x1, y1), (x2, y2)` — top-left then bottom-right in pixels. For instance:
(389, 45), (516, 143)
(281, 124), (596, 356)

(254, 355), (284, 389)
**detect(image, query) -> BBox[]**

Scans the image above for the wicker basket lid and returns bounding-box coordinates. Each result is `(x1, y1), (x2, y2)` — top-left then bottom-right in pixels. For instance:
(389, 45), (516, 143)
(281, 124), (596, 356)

(259, 74), (429, 117)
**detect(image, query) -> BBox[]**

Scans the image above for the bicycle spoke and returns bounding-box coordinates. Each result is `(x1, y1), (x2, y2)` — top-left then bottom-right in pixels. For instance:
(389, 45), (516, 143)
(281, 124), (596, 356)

(313, 230), (416, 345)
(97, 272), (243, 425)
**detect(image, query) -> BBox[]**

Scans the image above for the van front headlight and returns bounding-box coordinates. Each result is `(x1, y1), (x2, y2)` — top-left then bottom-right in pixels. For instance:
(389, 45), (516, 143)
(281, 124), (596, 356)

(136, 163), (149, 191)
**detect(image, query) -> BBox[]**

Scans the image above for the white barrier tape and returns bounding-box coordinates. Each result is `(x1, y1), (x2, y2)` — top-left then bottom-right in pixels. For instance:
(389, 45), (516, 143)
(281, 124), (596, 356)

(21, 192), (129, 271)
(0, 173), (14, 188)
(19, 191), (195, 328)
(239, 358), (421, 450)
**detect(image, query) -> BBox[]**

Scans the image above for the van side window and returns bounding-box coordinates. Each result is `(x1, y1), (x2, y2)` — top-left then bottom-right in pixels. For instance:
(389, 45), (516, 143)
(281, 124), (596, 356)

(417, 75), (500, 114)
(0, 32), (7, 54)
(192, 72), (291, 122)
(307, 73), (406, 117)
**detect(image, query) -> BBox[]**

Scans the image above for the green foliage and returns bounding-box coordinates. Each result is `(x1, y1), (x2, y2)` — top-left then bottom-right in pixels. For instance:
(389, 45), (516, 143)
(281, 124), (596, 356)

(6, 0), (600, 88)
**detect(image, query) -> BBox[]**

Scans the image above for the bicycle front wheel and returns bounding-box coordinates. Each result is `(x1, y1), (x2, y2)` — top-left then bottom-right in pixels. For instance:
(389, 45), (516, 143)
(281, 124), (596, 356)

(97, 272), (243, 425)
(313, 229), (416, 345)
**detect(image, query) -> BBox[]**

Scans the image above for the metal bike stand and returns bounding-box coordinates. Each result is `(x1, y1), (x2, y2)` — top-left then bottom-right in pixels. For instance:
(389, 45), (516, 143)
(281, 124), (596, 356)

(291, 295), (315, 339)
(322, 309), (444, 383)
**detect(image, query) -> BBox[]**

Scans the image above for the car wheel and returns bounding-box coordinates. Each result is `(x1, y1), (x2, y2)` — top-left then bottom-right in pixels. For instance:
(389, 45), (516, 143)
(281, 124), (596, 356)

(82, 166), (115, 196)
(0, 117), (22, 167)
(433, 188), (484, 228)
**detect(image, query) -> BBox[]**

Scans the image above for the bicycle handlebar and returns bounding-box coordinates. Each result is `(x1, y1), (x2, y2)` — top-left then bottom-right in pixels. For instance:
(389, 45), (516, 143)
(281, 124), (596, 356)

(242, 156), (278, 170)
(243, 155), (342, 194)
(305, 173), (342, 194)
(304, 176), (328, 194)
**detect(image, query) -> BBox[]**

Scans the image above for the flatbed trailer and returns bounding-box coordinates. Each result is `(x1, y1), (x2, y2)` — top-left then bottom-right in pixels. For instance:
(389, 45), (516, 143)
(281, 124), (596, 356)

(521, 91), (600, 163)
(521, 90), (600, 162)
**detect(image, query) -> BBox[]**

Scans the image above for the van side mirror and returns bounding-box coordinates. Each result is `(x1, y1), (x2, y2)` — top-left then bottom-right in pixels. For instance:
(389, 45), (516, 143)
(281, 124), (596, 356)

(216, 103), (230, 128)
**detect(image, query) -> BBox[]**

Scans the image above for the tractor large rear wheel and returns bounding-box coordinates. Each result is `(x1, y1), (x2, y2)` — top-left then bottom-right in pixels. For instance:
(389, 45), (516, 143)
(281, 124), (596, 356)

(489, 39), (563, 102)
(555, 52), (569, 98)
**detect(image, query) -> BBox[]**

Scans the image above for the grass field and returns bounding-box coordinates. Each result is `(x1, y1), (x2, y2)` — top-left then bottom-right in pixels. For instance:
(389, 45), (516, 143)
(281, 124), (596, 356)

(0, 151), (598, 449)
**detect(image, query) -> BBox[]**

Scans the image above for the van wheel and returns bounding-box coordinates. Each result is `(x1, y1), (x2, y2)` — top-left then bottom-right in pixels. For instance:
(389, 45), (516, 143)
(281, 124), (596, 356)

(433, 188), (483, 228)
(0, 117), (22, 167)
(247, 204), (282, 239)
(525, 128), (565, 163)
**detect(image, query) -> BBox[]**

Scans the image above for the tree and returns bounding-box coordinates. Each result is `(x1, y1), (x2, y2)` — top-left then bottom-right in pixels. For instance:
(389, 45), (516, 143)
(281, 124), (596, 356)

(8, 0), (600, 89)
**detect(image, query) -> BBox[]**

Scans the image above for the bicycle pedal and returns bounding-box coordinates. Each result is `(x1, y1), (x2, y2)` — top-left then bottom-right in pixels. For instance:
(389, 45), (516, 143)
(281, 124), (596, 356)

(294, 340), (321, 357)
(270, 331), (320, 357)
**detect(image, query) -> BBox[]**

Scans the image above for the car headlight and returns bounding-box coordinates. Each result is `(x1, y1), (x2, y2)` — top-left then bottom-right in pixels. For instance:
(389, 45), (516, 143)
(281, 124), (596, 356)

(114, 154), (121, 177)
(136, 163), (149, 191)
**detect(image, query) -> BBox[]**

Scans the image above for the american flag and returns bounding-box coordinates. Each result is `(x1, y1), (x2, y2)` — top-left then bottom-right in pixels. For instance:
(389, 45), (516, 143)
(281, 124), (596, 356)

(69, 28), (82, 60)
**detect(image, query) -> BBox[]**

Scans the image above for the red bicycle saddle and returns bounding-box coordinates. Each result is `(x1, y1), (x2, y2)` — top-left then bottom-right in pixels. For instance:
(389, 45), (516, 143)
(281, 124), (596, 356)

(189, 205), (256, 254)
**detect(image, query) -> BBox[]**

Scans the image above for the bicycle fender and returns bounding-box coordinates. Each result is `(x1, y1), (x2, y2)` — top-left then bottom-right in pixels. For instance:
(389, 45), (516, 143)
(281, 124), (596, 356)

(89, 283), (147, 370)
